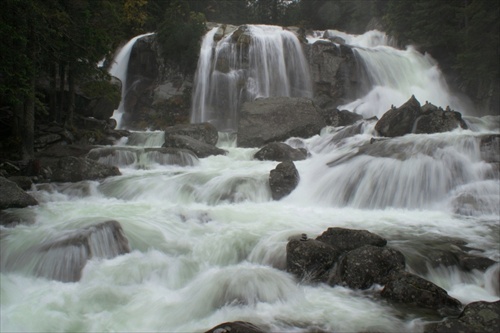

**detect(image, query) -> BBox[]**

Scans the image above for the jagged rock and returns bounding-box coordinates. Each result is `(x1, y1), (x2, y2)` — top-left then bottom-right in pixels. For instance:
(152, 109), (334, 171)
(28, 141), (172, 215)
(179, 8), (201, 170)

(375, 95), (468, 137)
(44, 156), (121, 182)
(382, 271), (462, 316)
(286, 237), (341, 282)
(163, 134), (225, 158)
(204, 321), (266, 333)
(269, 160), (299, 200)
(164, 122), (219, 146)
(254, 142), (307, 162)
(424, 300), (500, 333)
(316, 227), (387, 253)
(0, 177), (38, 210)
(238, 97), (325, 148)
(336, 245), (406, 289)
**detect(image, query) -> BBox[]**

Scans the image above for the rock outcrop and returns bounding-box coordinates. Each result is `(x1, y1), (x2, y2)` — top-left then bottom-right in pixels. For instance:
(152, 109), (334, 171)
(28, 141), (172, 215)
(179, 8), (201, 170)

(238, 97), (325, 148)
(163, 135), (225, 158)
(0, 177), (38, 211)
(375, 95), (468, 137)
(254, 142), (307, 162)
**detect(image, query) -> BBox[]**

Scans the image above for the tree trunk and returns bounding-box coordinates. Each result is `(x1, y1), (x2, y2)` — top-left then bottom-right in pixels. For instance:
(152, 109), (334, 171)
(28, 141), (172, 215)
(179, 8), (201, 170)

(22, 25), (36, 161)
(66, 65), (75, 127)
(58, 62), (66, 123)
(49, 62), (57, 121)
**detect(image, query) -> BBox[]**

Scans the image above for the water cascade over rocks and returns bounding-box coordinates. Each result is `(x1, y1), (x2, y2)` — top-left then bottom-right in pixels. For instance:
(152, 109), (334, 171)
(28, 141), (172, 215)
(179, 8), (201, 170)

(1, 25), (499, 333)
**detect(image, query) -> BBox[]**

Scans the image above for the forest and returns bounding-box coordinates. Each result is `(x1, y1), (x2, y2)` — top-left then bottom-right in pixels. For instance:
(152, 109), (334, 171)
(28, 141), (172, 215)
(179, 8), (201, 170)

(0, 0), (499, 162)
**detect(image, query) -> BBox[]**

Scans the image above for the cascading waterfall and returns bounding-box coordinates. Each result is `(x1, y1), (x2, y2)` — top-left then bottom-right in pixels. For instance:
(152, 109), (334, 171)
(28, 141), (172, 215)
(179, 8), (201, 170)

(318, 30), (470, 119)
(109, 33), (154, 129)
(1, 26), (499, 333)
(191, 25), (313, 131)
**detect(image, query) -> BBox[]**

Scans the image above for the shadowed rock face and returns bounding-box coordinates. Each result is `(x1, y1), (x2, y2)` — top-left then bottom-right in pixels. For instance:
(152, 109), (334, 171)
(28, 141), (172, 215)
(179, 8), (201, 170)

(254, 142), (307, 162)
(0, 177), (38, 211)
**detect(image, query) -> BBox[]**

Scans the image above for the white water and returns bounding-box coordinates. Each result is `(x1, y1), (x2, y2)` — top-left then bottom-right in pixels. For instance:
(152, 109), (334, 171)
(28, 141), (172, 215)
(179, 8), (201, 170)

(191, 25), (313, 131)
(109, 33), (154, 129)
(2, 27), (500, 333)
(312, 29), (472, 119)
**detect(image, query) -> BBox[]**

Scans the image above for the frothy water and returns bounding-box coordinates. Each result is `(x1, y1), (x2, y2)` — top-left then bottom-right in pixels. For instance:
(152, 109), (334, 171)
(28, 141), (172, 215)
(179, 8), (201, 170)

(1, 120), (499, 332)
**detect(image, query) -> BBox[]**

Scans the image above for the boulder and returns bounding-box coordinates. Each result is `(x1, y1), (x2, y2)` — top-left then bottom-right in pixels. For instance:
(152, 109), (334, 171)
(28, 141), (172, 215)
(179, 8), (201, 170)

(34, 220), (130, 282)
(237, 97), (326, 148)
(316, 227), (387, 253)
(269, 161), (299, 200)
(375, 96), (468, 137)
(382, 271), (462, 315)
(0, 177), (38, 210)
(163, 135), (226, 158)
(424, 300), (500, 333)
(480, 134), (500, 163)
(336, 245), (406, 289)
(164, 122), (219, 146)
(45, 156), (121, 182)
(254, 142), (307, 162)
(7, 176), (33, 191)
(286, 236), (341, 282)
(204, 321), (266, 333)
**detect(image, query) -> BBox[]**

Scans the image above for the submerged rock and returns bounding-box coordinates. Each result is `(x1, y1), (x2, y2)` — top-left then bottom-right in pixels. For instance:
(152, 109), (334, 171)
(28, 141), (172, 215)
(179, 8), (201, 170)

(164, 122), (219, 146)
(0, 177), (38, 211)
(269, 161), (299, 200)
(204, 321), (266, 333)
(34, 220), (130, 282)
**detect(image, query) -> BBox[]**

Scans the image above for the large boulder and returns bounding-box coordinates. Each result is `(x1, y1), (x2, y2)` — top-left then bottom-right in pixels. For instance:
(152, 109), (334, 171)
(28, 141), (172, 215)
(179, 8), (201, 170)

(45, 156), (121, 182)
(316, 227), (387, 253)
(254, 142), (307, 162)
(164, 122), (219, 146)
(286, 236), (341, 282)
(320, 108), (363, 127)
(269, 161), (299, 200)
(335, 245), (406, 289)
(163, 135), (225, 158)
(0, 177), (38, 210)
(238, 97), (326, 148)
(375, 95), (467, 137)
(424, 300), (500, 333)
(382, 271), (462, 315)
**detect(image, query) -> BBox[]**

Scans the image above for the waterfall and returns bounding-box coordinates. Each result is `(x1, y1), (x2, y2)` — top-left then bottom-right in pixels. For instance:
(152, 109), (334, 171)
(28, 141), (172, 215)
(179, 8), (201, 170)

(109, 33), (154, 129)
(191, 25), (313, 131)
(315, 30), (471, 119)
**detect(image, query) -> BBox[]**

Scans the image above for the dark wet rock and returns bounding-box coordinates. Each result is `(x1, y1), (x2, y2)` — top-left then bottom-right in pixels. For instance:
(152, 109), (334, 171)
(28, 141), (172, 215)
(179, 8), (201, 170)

(286, 237), (341, 283)
(269, 161), (299, 200)
(238, 97), (325, 148)
(164, 122), (219, 146)
(375, 95), (467, 137)
(458, 254), (497, 271)
(44, 156), (121, 182)
(316, 227), (387, 253)
(33, 220), (130, 282)
(320, 108), (363, 127)
(0, 177), (38, 210)
(204, 321), (266, 333)
(424, 300), (500, 333)
(36, 144), (96, 159)
(382, 271), (462, 316)
(336, 245), (405, 289)
(163, 134), (225, 158)
(7, 176), (33, 191)
(254, 142), (307, 162)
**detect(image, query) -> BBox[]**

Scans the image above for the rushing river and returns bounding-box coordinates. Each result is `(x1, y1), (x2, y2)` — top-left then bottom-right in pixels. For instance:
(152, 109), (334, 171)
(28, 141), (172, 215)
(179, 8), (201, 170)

(1, 26), (499, 332)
